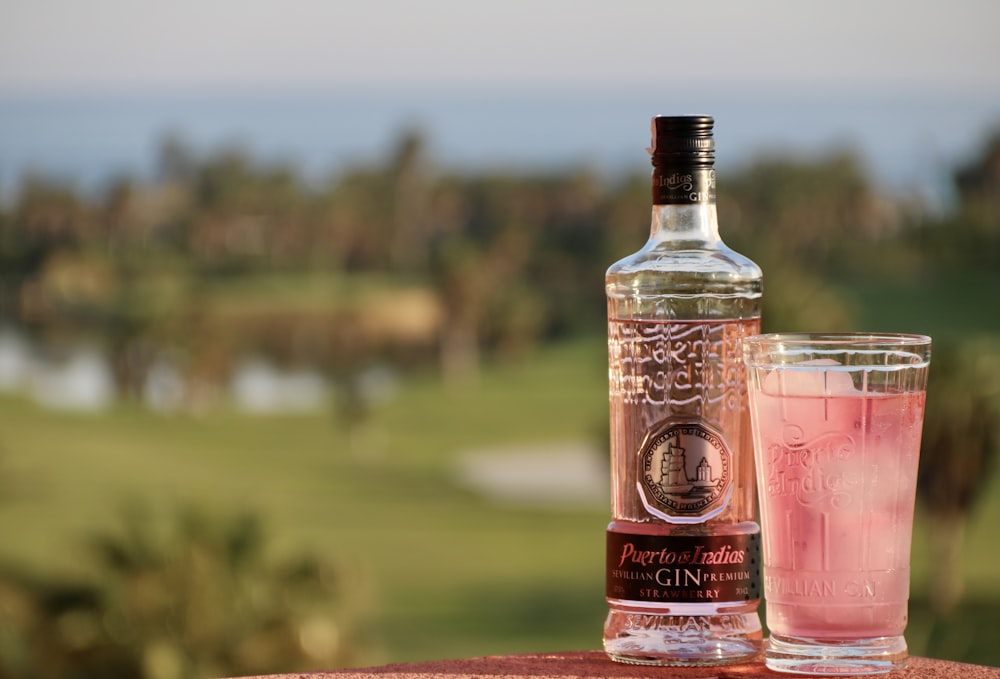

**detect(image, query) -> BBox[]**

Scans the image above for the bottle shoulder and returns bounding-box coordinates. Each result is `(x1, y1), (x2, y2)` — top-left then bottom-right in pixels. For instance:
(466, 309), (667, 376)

(608, 238), (761, 275)
(606, 241), (762, 296)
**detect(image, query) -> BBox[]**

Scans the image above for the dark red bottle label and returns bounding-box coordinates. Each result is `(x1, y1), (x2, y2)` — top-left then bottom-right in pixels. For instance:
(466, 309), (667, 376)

(651, 167), (716, 205)
(606, 530), (760, 604)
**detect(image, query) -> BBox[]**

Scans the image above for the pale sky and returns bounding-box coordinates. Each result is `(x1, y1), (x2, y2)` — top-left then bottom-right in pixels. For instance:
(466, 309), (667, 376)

(2, 0), (999, 95)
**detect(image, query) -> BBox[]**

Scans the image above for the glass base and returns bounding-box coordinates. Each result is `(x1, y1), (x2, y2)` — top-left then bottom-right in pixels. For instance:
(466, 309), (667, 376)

(765, 633), (908, 675)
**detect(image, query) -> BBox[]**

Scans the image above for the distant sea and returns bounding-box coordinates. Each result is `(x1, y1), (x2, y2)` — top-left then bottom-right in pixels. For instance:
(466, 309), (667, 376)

(2, 84), (999, 208)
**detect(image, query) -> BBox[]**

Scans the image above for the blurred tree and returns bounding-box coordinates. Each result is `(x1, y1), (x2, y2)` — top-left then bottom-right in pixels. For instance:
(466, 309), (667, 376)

(757, 258), (858, 334)
(720, 151), (899, 275)
(902, 128), (1000, 273)
(99, 177), (136, 251)
(429, 233), (491, 385)
(917, 341), (1000, 614)
(598, 173), (649, 265)
(387, 129), (434, 273)
(530, 169), (608, 337)
(4, 177), (91, 327)
(322, 167), (391, 270)
(0, 504), (369, 679)
(10, 176), (93, 250)
(156, 133), (198, 186)
(954, 128), (1000, 212)
(427, 171), (569, 383)
(952, 128), (1000, 266)
(179, 146), (311, 269)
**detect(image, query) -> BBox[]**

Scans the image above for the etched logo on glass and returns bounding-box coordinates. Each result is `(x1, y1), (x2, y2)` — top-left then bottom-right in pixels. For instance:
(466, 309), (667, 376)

(765, 426), (859, 508)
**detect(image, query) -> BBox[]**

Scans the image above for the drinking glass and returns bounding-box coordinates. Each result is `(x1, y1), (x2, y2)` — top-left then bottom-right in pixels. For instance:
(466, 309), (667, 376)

(743, 333), (931, 674)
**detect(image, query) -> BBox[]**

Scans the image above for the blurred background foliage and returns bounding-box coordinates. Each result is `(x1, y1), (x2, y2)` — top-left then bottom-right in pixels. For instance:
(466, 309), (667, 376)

(0, 123), (999, 677)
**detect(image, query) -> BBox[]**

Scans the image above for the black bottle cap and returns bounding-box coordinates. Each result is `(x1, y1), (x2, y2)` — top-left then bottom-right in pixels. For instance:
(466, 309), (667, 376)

(649, 115), (715, 167)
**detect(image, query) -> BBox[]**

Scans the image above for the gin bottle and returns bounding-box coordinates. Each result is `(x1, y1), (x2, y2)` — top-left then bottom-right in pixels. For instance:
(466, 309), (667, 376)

(603, 115), (763, 665)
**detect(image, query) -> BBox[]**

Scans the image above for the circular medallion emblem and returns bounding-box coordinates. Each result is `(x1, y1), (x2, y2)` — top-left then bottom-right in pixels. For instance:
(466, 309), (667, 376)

(637, 419), (733, 523)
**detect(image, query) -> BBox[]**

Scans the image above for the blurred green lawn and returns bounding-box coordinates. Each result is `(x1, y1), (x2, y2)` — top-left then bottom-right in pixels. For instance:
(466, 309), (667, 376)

(0, 335), (997, 667)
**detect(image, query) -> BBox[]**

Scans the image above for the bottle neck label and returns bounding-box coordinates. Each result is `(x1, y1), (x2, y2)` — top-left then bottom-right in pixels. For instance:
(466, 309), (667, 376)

(652, 167), (716, 205)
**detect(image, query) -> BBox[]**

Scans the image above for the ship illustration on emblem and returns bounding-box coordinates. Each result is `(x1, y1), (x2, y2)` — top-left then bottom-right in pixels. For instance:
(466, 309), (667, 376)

(638, 419), (733, 523)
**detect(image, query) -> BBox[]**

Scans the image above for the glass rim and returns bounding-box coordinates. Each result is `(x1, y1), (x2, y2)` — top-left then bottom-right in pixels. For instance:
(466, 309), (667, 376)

(743, 332), (931, 348)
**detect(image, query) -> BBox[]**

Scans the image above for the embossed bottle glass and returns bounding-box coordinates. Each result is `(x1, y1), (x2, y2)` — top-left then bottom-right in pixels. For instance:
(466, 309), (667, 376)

(604, 116), (763, 665)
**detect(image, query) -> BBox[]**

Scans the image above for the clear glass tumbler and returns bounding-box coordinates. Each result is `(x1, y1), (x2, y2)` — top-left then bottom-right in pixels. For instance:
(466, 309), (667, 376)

(743, 333), (931, 675)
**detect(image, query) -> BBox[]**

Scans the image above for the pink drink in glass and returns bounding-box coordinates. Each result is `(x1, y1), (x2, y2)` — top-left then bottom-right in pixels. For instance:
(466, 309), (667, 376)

(753, 387), (924, 639)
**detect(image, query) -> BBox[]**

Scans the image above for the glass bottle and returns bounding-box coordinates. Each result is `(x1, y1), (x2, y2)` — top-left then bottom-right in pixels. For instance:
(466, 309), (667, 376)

(603, 115), (763, 665)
